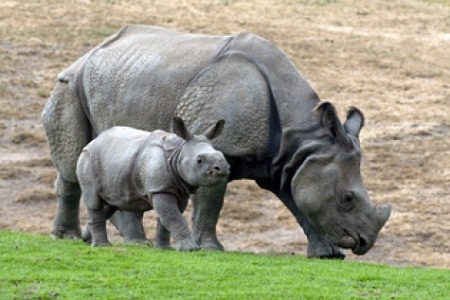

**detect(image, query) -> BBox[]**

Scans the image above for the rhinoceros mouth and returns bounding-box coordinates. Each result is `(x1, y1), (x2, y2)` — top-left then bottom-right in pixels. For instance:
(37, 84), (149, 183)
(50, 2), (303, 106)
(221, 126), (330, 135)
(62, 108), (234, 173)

(349, 232), (370, 255)
(202, 172), (229, 186)
(206, 169), (230, 178)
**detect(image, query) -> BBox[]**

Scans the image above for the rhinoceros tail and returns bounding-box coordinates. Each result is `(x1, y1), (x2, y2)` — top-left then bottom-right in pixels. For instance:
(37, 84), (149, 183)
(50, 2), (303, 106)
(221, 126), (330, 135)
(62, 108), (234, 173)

(73, 26), (132, 139)
(74, 62), (97, 139)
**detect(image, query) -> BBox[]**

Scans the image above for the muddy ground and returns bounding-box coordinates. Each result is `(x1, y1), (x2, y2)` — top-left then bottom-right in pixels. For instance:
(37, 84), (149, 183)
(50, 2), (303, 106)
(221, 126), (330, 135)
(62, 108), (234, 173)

(0, 0), (449, 269)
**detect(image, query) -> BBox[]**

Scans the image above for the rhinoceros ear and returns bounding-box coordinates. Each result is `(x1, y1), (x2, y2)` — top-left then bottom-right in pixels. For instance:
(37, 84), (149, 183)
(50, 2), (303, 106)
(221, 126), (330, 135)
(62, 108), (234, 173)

(203, 119), (225, 140)
(344, 107), (364, 138)
(172, 116), (193, 141)
(316, 102), (350, 147)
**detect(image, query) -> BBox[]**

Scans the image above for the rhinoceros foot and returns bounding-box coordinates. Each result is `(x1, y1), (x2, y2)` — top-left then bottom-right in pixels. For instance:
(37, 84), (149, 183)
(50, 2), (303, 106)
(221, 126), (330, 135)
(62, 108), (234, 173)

(50, 228), (81, 240)
(196, 236), (224, 251)
(91, 241), (112, 247)
(154, 243), (174, 250)
(109, 211), (148, 244)
(81, 226), (92, 244)
(307, 240), (346, 260)
(176, 239), (201, 252)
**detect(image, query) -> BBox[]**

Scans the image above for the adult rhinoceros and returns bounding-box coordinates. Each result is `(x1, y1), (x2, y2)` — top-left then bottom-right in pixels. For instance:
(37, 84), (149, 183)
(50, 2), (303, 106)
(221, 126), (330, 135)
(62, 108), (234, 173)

(42, 25), (391, 258)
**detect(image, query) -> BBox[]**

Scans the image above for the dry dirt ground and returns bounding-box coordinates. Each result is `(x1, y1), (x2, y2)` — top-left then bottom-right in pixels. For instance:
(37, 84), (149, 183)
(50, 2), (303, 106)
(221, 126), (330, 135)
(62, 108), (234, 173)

(0, 0), (449, 269)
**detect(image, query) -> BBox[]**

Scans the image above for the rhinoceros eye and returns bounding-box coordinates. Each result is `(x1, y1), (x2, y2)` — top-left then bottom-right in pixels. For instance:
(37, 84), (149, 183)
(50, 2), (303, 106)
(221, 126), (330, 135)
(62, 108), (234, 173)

(196, 155), (204, 165)
(341, 192), (356, 210)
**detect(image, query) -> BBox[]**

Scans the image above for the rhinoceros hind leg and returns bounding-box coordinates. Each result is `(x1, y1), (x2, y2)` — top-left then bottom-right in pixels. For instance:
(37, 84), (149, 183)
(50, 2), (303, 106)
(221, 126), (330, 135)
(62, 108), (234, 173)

(51, 174), (82, 240)
(191, 183), (227, 251)
(82, 204), (117, 245)
(109, 211), (148, 244)
(87, 207), (112, 247)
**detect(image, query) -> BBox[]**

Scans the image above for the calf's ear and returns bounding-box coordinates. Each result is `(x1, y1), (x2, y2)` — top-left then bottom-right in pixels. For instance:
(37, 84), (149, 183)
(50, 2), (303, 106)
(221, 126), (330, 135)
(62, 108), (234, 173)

(172, 117), (193, 141)
(203, 119), (225, 140)
(344, 107), (364, 138)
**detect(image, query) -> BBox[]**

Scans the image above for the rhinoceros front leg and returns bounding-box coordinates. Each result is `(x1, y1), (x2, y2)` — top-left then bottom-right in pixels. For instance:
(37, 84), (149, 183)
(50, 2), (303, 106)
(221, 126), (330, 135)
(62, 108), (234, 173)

(109, 211), (148, 244)
(190, 181), (227, 250)
(154, 218), (172, 250)
(51, 174), (82, 239)
(152, 193), (199, 251)
(154, 193), (190, 249)
(272, 189), (345, 259)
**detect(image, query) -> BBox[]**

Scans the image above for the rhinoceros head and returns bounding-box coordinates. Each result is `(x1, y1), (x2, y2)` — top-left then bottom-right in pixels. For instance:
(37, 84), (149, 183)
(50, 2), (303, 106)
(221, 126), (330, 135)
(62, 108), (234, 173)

(172, 117), (230, 187)
(286, 103), (391, 255)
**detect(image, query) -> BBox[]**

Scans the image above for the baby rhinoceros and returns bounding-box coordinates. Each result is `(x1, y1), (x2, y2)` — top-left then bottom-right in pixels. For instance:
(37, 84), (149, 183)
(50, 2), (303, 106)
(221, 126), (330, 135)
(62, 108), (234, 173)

(76, 117), (230, 251)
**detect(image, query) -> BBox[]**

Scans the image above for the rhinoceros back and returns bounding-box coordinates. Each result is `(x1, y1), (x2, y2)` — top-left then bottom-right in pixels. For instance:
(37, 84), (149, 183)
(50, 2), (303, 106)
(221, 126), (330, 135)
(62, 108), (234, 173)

(78, 25), (320, 168)
(81, 26), (233, 133)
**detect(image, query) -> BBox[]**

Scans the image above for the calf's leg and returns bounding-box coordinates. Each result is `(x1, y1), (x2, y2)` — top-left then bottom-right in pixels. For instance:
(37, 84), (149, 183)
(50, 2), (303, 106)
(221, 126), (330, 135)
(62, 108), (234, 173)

(88, 206), (111, 247)
(154, 218), (172, 249)
(152, 193), (199, 251)
(109, 211), (148, 243)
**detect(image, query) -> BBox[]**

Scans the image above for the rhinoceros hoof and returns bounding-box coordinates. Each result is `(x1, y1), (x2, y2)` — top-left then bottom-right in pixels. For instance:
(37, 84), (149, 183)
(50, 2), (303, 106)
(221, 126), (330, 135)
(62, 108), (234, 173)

(50, 228), (81, 240)
(123, 238), (152, 245)
(81, 228), (92, 243)
(200, 243), (223, 251)
(318, 250), (346, 260)
(195, 237), (224, 251)
(155, 244), (174, 250)
(307, 244), (346, 260)
(176, 240), (201, 252)
(154, 239), (173, 250)
(91, 241), (112, 247)
(177, 245), (201, 252)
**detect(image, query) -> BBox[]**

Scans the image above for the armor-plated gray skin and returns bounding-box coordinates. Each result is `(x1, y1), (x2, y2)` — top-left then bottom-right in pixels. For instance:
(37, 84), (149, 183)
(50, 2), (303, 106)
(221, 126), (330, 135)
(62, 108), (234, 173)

(77, 117), (229, 250)
(42, 25), (391, 258)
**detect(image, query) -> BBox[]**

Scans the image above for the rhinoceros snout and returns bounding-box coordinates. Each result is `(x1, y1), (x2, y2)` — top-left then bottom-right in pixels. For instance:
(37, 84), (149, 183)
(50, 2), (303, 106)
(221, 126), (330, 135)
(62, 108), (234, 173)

(208, 163), (230, 177)
(351, 234), (371, 255)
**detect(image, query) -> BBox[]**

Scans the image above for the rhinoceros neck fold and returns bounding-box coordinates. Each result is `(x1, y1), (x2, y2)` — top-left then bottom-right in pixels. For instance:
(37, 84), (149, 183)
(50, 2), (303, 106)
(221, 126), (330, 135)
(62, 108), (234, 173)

(270, 121), (328, 192)
(166, 141), (198, 198)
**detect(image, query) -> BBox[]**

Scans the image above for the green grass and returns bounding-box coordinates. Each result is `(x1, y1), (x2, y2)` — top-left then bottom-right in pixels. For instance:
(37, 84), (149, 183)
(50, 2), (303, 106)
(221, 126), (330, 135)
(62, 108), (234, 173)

(0, 231), (448, 300)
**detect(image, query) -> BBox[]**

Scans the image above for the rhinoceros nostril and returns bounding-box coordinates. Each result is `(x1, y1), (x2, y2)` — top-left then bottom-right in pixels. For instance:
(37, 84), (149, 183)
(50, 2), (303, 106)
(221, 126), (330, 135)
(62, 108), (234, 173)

(208, 166), (220, 176)
(359, 236), (368, 249)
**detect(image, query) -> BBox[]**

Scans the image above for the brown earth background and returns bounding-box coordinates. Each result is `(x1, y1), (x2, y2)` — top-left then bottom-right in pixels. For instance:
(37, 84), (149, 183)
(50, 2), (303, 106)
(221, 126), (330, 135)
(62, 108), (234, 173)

(0, 0), (449, 269)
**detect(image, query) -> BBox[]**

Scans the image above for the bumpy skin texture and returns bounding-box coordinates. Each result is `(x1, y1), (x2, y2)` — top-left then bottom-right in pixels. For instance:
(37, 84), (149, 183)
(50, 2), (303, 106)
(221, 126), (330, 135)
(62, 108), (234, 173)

(42, 25), (391, 258)
(77, 120), (229, 250)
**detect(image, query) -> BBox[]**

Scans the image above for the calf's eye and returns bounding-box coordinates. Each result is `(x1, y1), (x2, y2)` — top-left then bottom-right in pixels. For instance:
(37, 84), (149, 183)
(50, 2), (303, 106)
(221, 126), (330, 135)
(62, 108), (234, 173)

(196, 156), (204, 165)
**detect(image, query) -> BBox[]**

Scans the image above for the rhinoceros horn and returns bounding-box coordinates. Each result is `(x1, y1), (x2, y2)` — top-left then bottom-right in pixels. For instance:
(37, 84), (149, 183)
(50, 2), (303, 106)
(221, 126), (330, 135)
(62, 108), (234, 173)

(376, 204), (392, 230)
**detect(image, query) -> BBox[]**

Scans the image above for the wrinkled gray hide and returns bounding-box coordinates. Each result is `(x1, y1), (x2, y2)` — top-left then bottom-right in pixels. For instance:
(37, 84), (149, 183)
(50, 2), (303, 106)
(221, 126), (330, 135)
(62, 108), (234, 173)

(42, 25), (391, 258)
(76, 117), (229, 250)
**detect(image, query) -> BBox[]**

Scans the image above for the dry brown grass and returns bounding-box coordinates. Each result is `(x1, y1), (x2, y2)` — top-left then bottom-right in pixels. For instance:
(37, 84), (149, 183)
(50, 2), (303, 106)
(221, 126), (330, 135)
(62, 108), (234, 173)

(0, 0), (448, 268)
(36, 169), (57, 187)
(14, 187), (55, 203)
(0, 165), (31, 180)
(10, 129), (47, 145)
